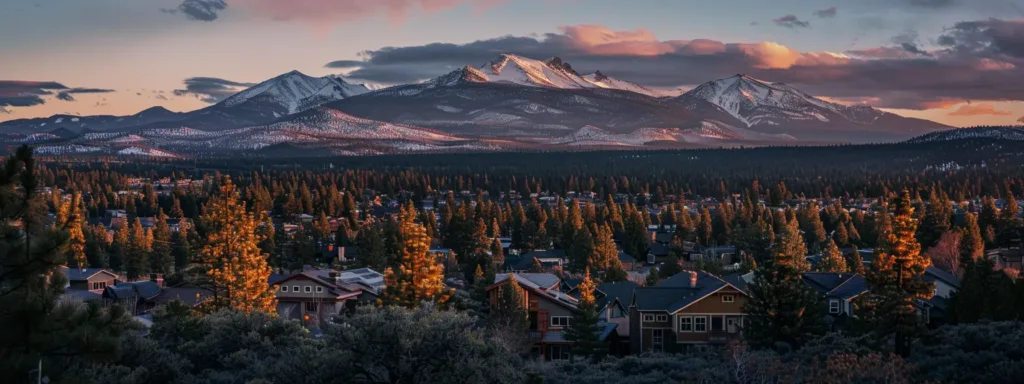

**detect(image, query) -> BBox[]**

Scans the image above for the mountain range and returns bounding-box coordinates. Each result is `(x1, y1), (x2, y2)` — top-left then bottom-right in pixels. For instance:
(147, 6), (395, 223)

(1, 54), (953, 157)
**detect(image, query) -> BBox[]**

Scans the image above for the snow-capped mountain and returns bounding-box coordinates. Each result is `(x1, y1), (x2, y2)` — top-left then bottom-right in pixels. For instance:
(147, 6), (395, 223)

(582, 71), (676, 98)
(675, 74), (948, 141)
(0, 106), (187, 134)
(906, 127), (1024, 143)
(219, 70), (370, 116)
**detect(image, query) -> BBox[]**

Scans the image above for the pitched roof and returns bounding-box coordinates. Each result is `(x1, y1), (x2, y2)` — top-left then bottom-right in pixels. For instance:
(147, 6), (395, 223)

(633, 271), (735, 313)
(521, 249), (567, 260)
(617, 252), (636, 263)
(595, 281), (638, 310)
(924, 266), (961, 289)
(62, 267), (117, 281)
(801, 273), (868, 300)
(153, 286), (214, 307)
(494, 273), (561, 291)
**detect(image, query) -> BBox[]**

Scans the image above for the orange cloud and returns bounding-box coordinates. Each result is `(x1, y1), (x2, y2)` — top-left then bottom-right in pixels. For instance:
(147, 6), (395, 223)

(734, 42), (849, 69)
(948, 103), (1014, 116)
(974, 58), (1016, 71)
(559, 25), (682, 56)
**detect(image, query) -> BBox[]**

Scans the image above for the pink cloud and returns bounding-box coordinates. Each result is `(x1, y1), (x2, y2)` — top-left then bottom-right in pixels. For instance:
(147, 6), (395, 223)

(559, 25), (682, 56)
(974, 58), (1017, 71)
(948, 103), (1014, 116)
(232, 0), (506, 33)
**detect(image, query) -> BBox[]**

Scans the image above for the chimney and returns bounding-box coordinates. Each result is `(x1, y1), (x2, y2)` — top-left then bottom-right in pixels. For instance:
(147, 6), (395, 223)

(149, 273), (164, 288)
(689, 271), (698, 288)
(328, 271), (338, 278)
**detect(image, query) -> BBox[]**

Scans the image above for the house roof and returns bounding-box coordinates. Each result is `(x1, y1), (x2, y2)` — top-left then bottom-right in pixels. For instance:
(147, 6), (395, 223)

(494, 273), (561, 291)
(617, 252), (636, 263)
(521, 249), (567, 260)
(61, 267), (117, 281)
(924, 266), (961, 289)
(595, 281), (638, 310)
(63, 289), (103, 302)
(801, 273), (868, 300)
(633, 271), (738, 313)
(153, 286), (214, 307)
(649, 243), (670, 256)
(104, 281), (162, 300)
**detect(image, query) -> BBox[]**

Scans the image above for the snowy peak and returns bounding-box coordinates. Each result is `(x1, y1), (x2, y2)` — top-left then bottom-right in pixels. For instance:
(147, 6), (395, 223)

(581, 71), (672, 98)
(679, 74), (860, 126)
(218, 70), (370, 114)
(482, 54), (595, 89)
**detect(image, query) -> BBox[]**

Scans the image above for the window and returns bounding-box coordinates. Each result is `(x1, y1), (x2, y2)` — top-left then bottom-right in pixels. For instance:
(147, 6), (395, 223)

(694, 316), (708, 332)
(829, 299), (841, 314)
(315, 286), (323, 293)
(92, 282), (106, 290)
(305, 302), (318, 312)
(304, 286), (312, 293)
(280, 286), (288, 292)
(551, 316), (570, 327)
(722, 295), (735, 303)
(656, 314), (668, 322)
(549, 345), (570, 361)
(679, 316), (693, 332)
(643, 314), (655, 322)
(652, 329), (664, 352)
(292, 286), (299, 293)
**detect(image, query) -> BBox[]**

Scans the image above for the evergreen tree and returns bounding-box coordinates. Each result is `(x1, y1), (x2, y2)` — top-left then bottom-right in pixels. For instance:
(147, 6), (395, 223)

(697, 208), (713, 246)
(644, 270), (661, 286)
(492, 274), (528, 335)
(380, 217), (452, 308)
(846, 244), (866, 275)
(197, 177), (277, 315)
(124, 217), (150, 280)
(172, 228), (193, 272)
(569, 227), (595, 273)
(817, 239), (848, 273)
(109, 222), (129, 272)
(604, 262), (629, 282)
(356, 223), (387, 271)
(62, 192), (88, 268)
(742, 264), (826, 350)
(150, 209), (174, 274)
(948, 257), (1017, 323)
(564, 270), (604, 361)
(959, 212), (984, 266)
(490, 238), (505, 269)
(858, 190), (934, 356)
(659, 253), (683, 278)
(773, 222), (810, 272)
(0, 146), (131, 380)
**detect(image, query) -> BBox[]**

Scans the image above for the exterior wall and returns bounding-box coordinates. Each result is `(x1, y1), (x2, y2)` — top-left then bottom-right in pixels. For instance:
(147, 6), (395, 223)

(275, 278), (332, 299)
(934, 281), (956, 299)
(70, 274), (117, 292)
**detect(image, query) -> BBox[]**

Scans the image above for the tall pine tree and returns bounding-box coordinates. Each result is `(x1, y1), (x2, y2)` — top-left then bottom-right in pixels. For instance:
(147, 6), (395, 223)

(564, 269), (604, 361)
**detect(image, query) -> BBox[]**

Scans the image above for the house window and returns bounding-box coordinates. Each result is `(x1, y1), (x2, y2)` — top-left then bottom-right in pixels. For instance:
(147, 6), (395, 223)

(305, 302), (318, 312)
(679, 316), (693, 332)
(280, 286), (288, 292)
(292, 286), (299, 293)
(722, 295), (735, 303)
(656, 314), (668, 322)
(549, 345), (570, 361)
(551, 316), (570, 327)
(652, 329), (664, 352)
(92, 282), (106, 290)
(694, 316), (708, 332)
(643, 314), (655, 322)
(315, 286), (323, 293)
(304, 286), (312, 293)
(829, 299), (841, 314)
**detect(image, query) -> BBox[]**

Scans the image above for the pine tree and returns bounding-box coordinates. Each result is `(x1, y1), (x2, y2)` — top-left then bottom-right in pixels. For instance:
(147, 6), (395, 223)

(742, 263), (826, 349)
(817, 239), (848, 273)
(697, 208), (713, 246)
(124, 217), (150, 280)
(659, 253), (683, 278)
(592, 224), (619, 272)
(846, 244), (866, 274)
(858, 190), (934, 356)
(356, 223), (387, 271)
(490, 238), (505, 269)
(492, 274), (528, 333)
(150, 209), (174, 274)
(773, 221), (810, 272)
(197, 177), (277, 315)
(959, 212), (984, 266)
(61, 192), (88, 268)
(948, 257), (1018, 323)
(0, 146), (131, 380)
(110, 223), (129, 272)
(644, 270), (661, 286)
(569, 227), (595, 273)
(564, 269), (604, 361)
(380, 218), (452, 308)
(604, 262), (629, 282)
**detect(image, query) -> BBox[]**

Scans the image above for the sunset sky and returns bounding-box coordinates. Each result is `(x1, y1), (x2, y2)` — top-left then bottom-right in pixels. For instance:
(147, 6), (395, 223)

(2, 0), (1023, 127)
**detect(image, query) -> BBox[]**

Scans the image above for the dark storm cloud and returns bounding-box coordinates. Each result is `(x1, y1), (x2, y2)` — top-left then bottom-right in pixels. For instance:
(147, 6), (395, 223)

(163, 0), (228, 22)
(773, 15), (811, 28)
(326, 21), (1024, 110)
(173, 77), (255, 103)
(324, 60), (367, 69)
(0, 80), (67, 107)
(813, 7), (837, 18)
(55, 88), (115, 102)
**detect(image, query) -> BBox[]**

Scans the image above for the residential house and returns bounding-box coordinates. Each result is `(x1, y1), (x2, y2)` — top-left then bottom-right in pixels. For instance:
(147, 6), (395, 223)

(629, 271), (748, 353)
(487, 273), (617, 360)
(62, 267), (119, 292)
(102, 276), (164, 315)
(801, 272), (869, 329)
(271, 268), (383, 327)
(922, 266), (961, 323)
(618, 252), (638, 271)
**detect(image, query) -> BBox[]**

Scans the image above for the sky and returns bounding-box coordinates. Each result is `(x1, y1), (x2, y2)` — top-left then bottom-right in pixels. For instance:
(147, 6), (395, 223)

(2, 0), (1024, 127)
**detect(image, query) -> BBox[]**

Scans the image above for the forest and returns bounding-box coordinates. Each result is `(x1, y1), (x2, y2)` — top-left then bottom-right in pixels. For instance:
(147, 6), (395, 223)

(4, 138), (1024, 383)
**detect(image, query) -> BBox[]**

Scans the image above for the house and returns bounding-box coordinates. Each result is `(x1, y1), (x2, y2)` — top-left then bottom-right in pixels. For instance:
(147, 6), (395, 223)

(487, 273), (617, 360)
(687, 246), (739, 265)
(922, 266), (961, 323)
(506, 249), (567, 272)
(271, 268), (383, 327)
(618, 252), (638, 271)
(102, 276), (164, 315)
(629, 271), (748, 353)
(62, 267), (119, 292)
(801, 272), (869, 329)
(589, 281), (638, 355)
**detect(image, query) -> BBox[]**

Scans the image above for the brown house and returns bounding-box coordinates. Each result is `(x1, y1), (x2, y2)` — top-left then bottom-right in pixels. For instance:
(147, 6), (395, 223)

(62, 267), (119, 292)
(487, 273), (585, 361)
(271, 269), (381, 328)
(629, 271), (748, 353)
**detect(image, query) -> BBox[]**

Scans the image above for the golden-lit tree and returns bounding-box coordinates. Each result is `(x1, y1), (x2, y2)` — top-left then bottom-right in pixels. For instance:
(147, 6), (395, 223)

(198, 177), (277, 315)
(380, 217), (452, 308)
(817, 239), (848, 273)
(59, 192), (87, 268)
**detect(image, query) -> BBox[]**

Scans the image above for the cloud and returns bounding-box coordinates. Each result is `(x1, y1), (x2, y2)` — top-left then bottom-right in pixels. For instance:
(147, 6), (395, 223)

(1018, 116), (1024, 123)
(0, 107), (11, 114)
(164, 0), (228, 21)
(172, 77), (255, 103)
(939, 18), (1024, 58)
(814, 7), (837, 18)
(329, 21), (1024, 110)
(948, 103), (1013, 116)
(773, 15), (810, 28)
(909, 0), (956, 7)
(54, 88), (115, 102)
(0, 80), (68, 108)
